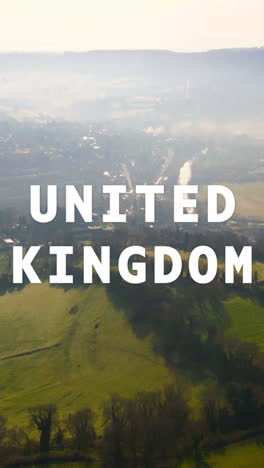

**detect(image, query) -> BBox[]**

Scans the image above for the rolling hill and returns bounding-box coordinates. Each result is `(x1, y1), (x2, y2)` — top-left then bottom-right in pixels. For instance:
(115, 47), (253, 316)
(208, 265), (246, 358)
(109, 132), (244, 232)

(0, 283), (174, 427)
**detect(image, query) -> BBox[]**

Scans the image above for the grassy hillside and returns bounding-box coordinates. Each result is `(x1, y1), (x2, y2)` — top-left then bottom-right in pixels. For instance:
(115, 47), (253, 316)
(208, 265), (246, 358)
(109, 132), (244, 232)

(0, 283), (174, 427)
(224, 296), (264, 349)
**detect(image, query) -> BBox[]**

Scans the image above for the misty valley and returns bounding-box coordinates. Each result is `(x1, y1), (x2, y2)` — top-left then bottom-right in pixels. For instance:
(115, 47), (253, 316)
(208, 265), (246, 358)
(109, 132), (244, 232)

(0, 49), (263, 468)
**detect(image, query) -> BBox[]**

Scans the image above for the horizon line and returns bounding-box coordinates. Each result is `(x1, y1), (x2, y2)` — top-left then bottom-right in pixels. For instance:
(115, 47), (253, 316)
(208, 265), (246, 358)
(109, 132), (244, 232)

(0, 46), (263, 55)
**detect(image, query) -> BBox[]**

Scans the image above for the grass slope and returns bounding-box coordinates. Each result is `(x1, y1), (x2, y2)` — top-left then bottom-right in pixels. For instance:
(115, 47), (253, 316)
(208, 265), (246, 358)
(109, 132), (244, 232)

(0, 283), (173, 427)
(224, 296), (264, 349)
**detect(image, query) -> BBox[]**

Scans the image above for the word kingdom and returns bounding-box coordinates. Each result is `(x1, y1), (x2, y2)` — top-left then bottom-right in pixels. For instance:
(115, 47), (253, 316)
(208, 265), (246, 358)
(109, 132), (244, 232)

(13, 245), (252, 285)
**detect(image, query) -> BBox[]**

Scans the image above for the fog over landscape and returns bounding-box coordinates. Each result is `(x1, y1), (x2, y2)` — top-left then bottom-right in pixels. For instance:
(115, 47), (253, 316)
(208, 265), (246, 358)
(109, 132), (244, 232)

(0, 2), (264, 468)
(0, 48), (264, 135)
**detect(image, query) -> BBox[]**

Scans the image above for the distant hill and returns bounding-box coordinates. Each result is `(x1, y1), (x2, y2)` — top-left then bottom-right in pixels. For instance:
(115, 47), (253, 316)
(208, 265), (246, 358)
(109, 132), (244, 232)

(0, 48), (263, 124)
(1, 48), (264, 78)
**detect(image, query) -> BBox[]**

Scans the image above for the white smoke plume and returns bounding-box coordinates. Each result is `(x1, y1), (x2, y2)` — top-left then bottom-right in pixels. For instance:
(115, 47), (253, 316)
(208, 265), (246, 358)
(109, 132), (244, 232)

(178, 160), (194, 214)
(178, 160), (192, 185)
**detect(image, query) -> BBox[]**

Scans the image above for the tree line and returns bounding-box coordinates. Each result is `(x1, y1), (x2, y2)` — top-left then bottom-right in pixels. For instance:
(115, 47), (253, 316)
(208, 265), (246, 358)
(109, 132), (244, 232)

(2, 380), (264, 467)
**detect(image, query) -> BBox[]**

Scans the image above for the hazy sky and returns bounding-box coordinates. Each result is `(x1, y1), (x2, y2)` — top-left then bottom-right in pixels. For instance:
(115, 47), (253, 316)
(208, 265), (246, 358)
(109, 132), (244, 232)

(0, 0), (263, 52)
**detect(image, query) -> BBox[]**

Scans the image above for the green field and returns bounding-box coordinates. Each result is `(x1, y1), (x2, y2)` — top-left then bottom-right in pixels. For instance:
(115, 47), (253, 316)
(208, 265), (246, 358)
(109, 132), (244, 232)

(224, 296), (264, 349)
(1, 256), (264, 466)
(0, 283), (174, 427)
(183, 439), (264, 468)
(227, 183), (264, 220)
(199, 182), (264, 220)
(207, 441), (264, 468)
(24, 439), (264, 468)
(0, 260), (263, 428)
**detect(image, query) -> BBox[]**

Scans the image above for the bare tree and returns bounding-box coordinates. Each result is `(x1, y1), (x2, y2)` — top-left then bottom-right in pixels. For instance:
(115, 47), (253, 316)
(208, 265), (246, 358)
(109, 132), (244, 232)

(102, 394), (128, 467)
(67, 408), (95, 452)
(29, 404), (57, 453)
(0, 415), (7, 448)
